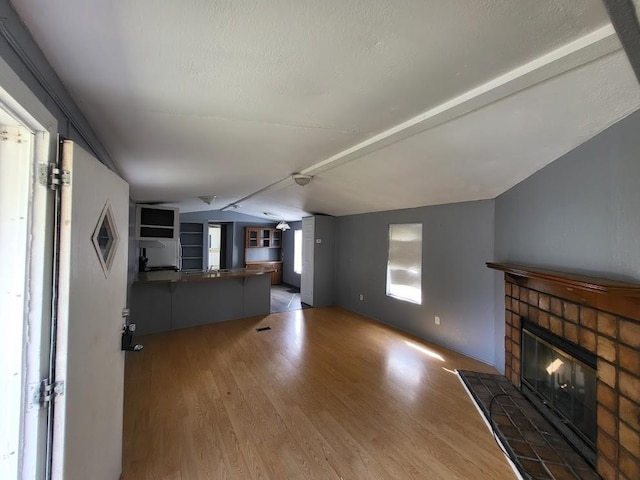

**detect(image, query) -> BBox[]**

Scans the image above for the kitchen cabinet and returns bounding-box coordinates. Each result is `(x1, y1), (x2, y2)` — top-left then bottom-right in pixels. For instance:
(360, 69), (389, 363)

(135, 205), (180, 240)
(245, 227), (281, 248)
(245, 261), (282, 285)
(180, 222), (205, 271)
(270, 229), (282, 248)
(246, 227), (259, 247)
(245, 226), (282, 284)
(300, 216), (335, 307)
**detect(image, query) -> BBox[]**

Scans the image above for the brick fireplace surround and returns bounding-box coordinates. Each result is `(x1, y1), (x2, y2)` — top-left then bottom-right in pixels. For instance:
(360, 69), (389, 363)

(488, 263), (640, 480)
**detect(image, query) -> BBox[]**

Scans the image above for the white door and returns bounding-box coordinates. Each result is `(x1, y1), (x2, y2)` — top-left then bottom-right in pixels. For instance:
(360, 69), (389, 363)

(51, 140), (129, 480)
(300, 217), (314, 306)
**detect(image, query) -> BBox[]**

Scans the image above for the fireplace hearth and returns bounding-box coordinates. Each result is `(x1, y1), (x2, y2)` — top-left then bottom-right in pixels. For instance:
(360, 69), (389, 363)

(488, 263), (640, 480)
(459, 369), (599, 480)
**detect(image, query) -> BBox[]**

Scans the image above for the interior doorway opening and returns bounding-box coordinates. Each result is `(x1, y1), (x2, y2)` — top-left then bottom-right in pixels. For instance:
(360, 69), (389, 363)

(0, 76), (56, 480)
(207, 224), (222, 270)
(0, 106), (35, 480)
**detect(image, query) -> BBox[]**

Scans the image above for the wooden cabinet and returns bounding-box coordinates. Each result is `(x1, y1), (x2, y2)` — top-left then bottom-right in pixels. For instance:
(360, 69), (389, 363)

(245, 227), (281, 248)
(135, 205), (180, 240)
(245, 262), (282, 285)
(245, 226), (283, 284)
(180, 222), (204, 271)
(271, 229), (282, 248)
(246, 227), (259, 247)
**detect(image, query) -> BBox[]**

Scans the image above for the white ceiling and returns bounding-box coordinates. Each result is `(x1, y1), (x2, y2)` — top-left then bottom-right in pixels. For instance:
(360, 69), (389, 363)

(11, 0), (640, 220)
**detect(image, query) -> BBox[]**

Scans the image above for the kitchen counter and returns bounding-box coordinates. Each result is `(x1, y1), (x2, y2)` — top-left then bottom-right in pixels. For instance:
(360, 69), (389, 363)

(136, 267), (276, 283)
(131, 267), (273, 335)
(245, 261), (283, 285)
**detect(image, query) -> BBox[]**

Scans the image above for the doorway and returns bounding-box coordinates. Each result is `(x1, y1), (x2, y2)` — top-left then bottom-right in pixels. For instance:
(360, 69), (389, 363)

(207, 223), (229, 270)
(0, 77), (56, 480)
(207, 224), (221, 270)
(270, 284), (306, 313)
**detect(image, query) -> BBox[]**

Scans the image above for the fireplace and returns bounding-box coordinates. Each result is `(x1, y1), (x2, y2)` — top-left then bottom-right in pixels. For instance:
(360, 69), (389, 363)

(488, 263), (640, 480)
(521, 319), (597, 466)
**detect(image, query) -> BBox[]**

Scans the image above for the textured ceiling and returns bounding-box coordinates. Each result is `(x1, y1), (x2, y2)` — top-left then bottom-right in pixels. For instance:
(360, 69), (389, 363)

(248, 49), (640, 217)
(10, 0), (640, 219)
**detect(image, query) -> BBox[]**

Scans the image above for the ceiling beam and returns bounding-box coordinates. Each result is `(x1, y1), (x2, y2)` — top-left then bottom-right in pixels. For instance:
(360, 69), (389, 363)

(219, 25), (620, 213)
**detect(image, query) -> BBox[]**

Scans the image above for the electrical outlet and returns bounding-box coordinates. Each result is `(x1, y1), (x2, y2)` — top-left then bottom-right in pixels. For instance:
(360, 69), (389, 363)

(359, 294), (364, 301)
(435, 316), (440, 325)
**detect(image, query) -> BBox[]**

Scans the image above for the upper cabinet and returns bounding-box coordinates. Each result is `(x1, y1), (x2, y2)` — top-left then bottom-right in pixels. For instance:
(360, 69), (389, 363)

(135, 205), (180, 240)
(245, 227), (281, 248)
(246, 227), (260, 247)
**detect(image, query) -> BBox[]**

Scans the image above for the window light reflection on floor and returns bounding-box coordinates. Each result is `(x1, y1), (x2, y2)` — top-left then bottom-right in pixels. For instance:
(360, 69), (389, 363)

(404, 341), (445, 361)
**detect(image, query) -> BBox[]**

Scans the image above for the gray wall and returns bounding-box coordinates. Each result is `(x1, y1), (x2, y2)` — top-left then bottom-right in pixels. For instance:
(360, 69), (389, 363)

(282, 221), (302, 287)
(336, 200), (497, 365)
(313, 216), (337, 307)
(493, 109), (640, 370)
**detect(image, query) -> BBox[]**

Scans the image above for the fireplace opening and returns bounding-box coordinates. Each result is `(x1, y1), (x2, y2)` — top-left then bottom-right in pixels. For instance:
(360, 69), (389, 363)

(520, 320), (597, 467)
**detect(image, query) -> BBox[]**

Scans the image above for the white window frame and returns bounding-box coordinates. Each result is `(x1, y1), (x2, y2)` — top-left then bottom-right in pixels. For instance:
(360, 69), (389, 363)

(386, 223), (422, 305)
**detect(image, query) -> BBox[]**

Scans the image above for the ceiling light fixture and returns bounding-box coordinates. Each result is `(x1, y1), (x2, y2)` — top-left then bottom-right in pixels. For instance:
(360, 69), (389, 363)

(198, 195), (216, 205)
(276, 220), (291, 231)
(292, 173), (312, 186)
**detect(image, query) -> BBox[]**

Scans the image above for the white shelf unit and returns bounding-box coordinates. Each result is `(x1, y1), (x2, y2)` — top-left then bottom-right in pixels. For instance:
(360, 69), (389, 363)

(135, 205), (180, 241)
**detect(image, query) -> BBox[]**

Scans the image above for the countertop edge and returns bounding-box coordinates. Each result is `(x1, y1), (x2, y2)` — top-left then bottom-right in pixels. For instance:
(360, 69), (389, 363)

(135, 268), (277, 284)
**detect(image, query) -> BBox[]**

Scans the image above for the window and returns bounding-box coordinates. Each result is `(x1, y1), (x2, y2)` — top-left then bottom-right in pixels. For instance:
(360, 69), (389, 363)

(386, 223), (422, 304)
(293, 229), (302, 274)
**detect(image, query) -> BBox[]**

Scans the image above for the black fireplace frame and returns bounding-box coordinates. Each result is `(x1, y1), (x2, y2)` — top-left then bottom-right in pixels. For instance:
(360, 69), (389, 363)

(520, 319), (597, 467)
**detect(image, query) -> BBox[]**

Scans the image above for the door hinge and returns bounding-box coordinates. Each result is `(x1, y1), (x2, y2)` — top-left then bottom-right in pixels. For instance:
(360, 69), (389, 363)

(39, 163), (70, 190)
(30, 379), (65, 408)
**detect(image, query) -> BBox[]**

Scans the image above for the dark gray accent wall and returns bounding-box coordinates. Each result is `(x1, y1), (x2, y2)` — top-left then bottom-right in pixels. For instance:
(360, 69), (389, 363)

(282, 221), (302, 287)
(336, 200), (496, 365)
(495, 110), (640, 280)
(312, 216), (337, 307)
(493, 109), (640, 371)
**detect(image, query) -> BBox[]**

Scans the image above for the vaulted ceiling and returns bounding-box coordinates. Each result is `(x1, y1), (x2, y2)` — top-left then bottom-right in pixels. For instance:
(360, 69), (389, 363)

(11, 0), (640, 220)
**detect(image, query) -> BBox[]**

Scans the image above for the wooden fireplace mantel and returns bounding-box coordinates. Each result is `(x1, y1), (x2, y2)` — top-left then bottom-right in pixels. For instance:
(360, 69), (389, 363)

(487, 262), (640, 321)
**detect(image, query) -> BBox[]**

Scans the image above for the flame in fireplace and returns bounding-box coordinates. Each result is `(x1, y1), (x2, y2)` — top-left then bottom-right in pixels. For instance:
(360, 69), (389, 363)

(546, 358), (564, 375)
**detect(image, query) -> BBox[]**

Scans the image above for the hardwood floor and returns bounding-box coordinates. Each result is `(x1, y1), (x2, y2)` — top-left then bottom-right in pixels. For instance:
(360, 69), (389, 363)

(122, 307), (516, 480)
